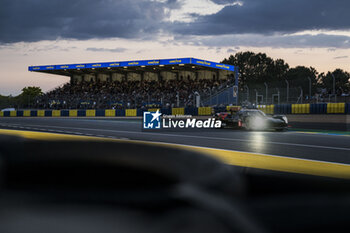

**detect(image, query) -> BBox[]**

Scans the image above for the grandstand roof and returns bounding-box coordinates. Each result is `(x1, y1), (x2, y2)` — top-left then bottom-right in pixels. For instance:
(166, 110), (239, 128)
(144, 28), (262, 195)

(28, 57), (235, 76)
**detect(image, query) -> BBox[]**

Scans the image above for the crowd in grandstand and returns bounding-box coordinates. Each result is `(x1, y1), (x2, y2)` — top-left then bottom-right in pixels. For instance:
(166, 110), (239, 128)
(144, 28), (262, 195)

(34, 78), (234, 109)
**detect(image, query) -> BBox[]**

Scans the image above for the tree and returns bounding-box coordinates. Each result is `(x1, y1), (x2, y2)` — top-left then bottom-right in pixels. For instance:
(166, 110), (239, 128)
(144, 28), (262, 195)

(286, 66), (318, 96)
(21, 86), (43, 97)
(0, 95), (11, 109)
(319, 69), (350, 94)
(16, 86), (43, 108)
(221, 51), (289, 89)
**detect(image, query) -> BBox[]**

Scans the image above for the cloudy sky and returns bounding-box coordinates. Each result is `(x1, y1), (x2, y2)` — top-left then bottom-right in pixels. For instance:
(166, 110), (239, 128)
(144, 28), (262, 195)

(0, 0), (349, 95)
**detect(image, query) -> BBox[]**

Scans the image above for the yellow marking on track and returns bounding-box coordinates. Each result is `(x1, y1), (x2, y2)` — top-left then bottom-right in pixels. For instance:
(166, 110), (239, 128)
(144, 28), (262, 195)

(0, 129), (101, 141)
(186, 147), (350, 179)
(1, 129), (350, 179)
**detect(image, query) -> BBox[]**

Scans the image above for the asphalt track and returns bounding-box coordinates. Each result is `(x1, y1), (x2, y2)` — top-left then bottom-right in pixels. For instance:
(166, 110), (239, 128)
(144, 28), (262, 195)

(0, 117), (349, 167)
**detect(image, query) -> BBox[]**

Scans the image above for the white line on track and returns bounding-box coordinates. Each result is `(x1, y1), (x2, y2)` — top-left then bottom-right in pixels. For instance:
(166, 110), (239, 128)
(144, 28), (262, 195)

(2, 123), (350, 152)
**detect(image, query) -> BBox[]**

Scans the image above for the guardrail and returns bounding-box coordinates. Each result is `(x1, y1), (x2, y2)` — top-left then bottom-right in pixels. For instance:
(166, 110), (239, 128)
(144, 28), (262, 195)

(1, 103), (349, 117)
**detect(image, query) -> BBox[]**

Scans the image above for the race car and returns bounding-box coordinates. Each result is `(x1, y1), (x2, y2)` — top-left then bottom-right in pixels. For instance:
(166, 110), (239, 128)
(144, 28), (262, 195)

(215, 108), (288, 131)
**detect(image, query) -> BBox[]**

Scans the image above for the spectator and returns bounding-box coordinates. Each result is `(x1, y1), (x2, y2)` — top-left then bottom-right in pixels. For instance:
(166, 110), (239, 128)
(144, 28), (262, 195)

(34, 78), (232, 109)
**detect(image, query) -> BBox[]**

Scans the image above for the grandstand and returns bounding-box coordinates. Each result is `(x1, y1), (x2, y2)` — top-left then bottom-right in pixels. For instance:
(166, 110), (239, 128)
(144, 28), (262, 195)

(29, 58), (238, 109)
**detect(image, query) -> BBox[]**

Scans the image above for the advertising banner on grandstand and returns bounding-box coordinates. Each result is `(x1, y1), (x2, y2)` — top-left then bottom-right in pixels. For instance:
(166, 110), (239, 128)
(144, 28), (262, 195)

(80, 101), (92, 105)
(142, 102), (162, 108)
(108, 101), (123, 107)
(192, 58), (234, 71)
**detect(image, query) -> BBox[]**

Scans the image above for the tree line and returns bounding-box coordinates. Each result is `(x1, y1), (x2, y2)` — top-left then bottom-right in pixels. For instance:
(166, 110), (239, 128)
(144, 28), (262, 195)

(222, 51), (350, 96)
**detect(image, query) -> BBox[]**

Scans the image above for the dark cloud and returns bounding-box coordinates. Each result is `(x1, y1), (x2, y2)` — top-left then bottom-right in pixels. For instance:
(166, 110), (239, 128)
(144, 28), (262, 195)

(1, 0), (349, 50)
(0, 0), (172, 43)
(86, 47), (127, 53)
(172, 0), (350, 36)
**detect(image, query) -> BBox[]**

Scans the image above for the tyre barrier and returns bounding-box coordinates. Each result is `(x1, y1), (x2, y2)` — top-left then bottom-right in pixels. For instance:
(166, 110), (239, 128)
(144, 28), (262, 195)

(172, 108), (185, 115)
(292, 104), (310, 114)
(257, 105), (274, 115)
(310, 103), (327, 114)
(346, 103), (350, 114)
(327, 103), (345, 114)
(274, 104), (292, 115)
(198, 107), (212, 116)
(1, 103), (349, 117)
